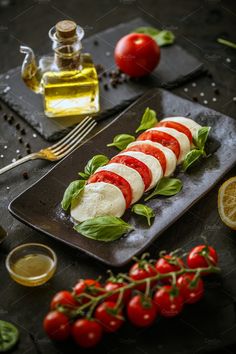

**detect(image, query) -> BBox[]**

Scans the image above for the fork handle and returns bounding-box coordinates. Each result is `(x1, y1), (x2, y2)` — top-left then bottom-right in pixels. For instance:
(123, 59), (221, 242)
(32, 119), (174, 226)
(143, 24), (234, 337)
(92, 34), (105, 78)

(0, 153), (40, 175)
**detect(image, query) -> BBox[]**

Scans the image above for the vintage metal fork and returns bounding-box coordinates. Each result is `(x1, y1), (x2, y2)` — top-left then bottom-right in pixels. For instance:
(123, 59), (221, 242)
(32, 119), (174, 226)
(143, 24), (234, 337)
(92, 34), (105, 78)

(0, 116), (97, 175)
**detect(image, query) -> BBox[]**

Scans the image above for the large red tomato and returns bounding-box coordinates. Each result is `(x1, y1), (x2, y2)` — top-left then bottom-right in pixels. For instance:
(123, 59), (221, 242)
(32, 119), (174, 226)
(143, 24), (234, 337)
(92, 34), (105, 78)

(114, 33), (160, 77)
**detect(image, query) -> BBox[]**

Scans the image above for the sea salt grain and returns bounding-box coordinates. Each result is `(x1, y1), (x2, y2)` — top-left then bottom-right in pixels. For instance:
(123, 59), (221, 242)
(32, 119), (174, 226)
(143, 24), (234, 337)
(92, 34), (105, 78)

(184, 88), (188, 92)
(16, 149), (20, 153)
(233, 97), (236, 102)
(212, 97), (217, 102)
(4, 145), (7, 149)
(211, 82), (216, 87)
(203, 100), (208, 104)
(33, 133), (37, 138)
(0, 155), (4, 158)
(6, 186), (10, 190)
(226, 58), (231, 63)
(192, 82), (197, 87)
(12, 158), (16, 163)
(200, 92), (204, 97)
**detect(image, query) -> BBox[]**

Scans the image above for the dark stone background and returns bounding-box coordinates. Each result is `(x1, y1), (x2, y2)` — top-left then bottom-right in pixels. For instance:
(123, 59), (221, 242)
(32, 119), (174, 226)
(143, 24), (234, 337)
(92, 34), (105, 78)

(0, 0), (236, 353)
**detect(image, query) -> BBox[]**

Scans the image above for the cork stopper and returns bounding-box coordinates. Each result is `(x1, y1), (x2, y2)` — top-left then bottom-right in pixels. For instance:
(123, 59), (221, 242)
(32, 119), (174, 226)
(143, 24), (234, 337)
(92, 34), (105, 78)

(56, 20), (77, 39)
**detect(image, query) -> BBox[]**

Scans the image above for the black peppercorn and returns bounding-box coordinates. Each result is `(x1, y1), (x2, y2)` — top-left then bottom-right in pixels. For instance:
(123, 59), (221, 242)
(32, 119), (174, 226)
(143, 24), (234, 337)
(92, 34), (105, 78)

(20, 128), (26, 135)
(15, 122), (21, 130)
(103, 83), (109, 91)
(18, 137), (23, 144)
(22, 171), (29, 179)
(214, 88), (220, 95)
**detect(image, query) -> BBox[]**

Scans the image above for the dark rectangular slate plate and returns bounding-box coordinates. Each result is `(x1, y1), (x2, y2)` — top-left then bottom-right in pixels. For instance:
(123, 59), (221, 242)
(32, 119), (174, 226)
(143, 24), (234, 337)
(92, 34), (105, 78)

(8, 88), (236, 267)
(0, 17), (205, 141)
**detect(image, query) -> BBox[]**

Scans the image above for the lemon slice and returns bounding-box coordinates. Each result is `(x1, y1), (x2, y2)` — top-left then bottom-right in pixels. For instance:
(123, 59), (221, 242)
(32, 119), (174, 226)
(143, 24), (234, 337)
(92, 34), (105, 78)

(218, 177), (236, 230)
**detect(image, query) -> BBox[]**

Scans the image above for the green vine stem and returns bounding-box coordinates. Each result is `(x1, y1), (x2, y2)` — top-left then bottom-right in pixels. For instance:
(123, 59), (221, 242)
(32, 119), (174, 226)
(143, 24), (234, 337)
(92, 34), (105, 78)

(60, 263), (220, 319)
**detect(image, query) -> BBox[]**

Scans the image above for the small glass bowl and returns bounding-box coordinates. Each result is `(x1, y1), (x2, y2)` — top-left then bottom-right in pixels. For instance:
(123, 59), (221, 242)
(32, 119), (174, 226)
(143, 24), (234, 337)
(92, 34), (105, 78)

(5, 243), (57, 287)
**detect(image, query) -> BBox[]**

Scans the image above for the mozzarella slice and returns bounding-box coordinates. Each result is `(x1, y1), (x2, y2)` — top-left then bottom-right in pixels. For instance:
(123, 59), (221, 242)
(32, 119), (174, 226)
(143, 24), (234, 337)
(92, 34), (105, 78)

(162, 117), (202, 138)
(118, 151), (163, 191)
(127, 140), (177, 177)
(149, 127), (190, 163)
(97, 163), (145, 204)
(70, 182), (126, 223)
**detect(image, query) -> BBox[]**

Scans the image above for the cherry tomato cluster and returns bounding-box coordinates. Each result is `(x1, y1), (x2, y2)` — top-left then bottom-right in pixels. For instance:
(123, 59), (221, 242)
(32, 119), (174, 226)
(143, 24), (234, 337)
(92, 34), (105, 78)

(43, 244), (219, 348)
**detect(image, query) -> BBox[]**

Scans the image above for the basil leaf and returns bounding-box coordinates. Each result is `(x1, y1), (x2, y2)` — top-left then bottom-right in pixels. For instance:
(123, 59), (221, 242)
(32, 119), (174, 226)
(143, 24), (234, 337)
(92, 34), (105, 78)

(145, 177), (182, 201)
(217, 38), (236, 49)
(74, 216), (133, 242)
(193, 127), (211, 150)
(131, 204), (155, 226)
(133, 27), (175, 47)
(61, 180), (86, 210)
(79, 154), (109, 179)
(154, 30), (175, 46)
(182, 149), (203, 172)
(133, 26), (160, 36)
(135, 107), (158, 133)
(107, 134), (135, 150)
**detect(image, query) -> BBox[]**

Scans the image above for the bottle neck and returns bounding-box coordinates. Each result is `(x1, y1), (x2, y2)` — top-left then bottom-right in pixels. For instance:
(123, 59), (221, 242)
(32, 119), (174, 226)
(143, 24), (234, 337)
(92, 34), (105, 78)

(54, 45), (81, 70)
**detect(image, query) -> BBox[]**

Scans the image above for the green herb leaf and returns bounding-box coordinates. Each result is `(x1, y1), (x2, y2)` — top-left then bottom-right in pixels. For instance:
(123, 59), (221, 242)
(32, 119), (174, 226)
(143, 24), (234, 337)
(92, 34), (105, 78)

(154, 30), (175, 46)
(193, 126), (211, 150)
(145, 177), (183, 201)
(136, 107), (158, 133)
(131, 204), (155, 226)
(107, 134), (135, 150)
(61, 180), (86, 211)
(133, 26), (160, 37)
(74, 216), (133, 242)
(79, 154), (109, 179)
(133, 27), (175, 47)
(217, 38), (236, 49)
(182, 149), (203, 172)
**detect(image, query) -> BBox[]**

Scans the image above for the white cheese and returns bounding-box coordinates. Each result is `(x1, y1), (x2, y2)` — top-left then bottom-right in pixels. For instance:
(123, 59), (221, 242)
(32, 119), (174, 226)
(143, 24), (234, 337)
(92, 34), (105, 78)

(127, 140), (177, 177)
(149, 127), (190, 163)
(118, 151), (163, 191)
(70, 182), (126, 223)
(97, 163), (145, 204)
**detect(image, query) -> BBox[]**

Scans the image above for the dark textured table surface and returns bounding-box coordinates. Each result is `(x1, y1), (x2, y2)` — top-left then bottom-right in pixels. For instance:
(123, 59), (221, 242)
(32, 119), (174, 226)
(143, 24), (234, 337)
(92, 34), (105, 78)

(0, 1), (236, 353)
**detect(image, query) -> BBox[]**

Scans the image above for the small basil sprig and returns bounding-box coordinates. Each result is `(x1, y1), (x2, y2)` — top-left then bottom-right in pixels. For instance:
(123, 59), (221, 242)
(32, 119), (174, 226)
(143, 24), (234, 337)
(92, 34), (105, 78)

(107, 134), (135, 150)
(131, 204), (155, 226)
(74, 216), (133, 242)
(183, 126), (211, 171)
(217, 38), (236, 50)
(136, 107), (158, 133)
(79, 154), (109, 179)
(133, 26), (175, 46)
(61, 180), (86, 211)
(145, 177), (183, 201)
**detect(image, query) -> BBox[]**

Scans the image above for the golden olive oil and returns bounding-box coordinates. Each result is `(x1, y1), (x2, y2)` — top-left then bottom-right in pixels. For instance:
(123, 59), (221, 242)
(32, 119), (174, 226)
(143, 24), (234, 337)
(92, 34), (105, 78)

(43, 55), (99, 117)
(11, 253), (55, 286)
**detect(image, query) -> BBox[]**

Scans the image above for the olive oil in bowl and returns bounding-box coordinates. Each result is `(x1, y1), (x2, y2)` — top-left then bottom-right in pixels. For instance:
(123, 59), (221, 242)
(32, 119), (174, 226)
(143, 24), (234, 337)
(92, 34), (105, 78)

(6, 243), (57, 287)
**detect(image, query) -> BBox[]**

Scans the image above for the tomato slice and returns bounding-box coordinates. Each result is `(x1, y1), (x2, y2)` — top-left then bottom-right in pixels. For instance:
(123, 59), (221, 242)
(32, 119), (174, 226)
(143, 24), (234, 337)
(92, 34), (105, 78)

(88, 170), (132, 208)
(157, 121), (192, 143)
(137, 130), (180, 159)
(123, 143), (166, 175)
(110, 155), (152, 190)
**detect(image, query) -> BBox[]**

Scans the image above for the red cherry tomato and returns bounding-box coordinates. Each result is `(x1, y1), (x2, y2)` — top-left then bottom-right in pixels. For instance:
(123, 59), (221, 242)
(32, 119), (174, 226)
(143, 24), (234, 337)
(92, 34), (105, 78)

(177, 273), (204, 304)
(105, 281), (131, 303)
(88, 170), (132, 208)
(72, 318), (103, 348)
(124, 143), (167, 174)
(153, 285), (184, 317)
(74, 279), (103, 304)
(43, 311), (70, 341)
(187, 245), (218, 271)
(110, 154), (152, 190)
(50, 291), (77, 310)
(114, 33), (160, 77)
(155, 255), (184, 283)
(157, 121), (192, 143)
(137, 130), (180, 159)
(127, 294), (158, 327)
(95, 301), (124, 333)
(129, 261), (157, 291)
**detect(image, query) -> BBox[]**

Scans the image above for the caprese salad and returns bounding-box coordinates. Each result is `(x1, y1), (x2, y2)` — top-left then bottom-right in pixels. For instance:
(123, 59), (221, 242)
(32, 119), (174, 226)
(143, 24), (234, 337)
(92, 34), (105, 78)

(61, 109), (210, 241)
